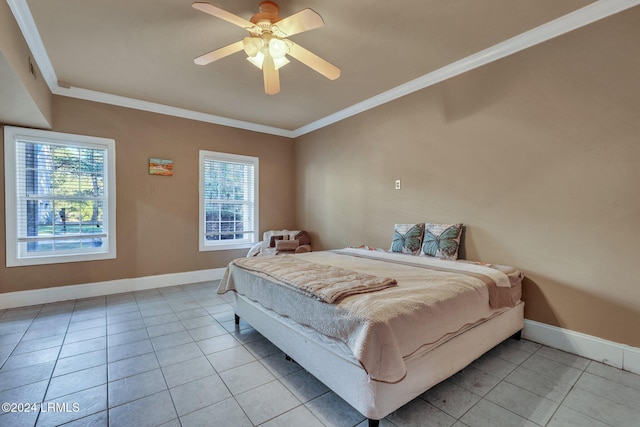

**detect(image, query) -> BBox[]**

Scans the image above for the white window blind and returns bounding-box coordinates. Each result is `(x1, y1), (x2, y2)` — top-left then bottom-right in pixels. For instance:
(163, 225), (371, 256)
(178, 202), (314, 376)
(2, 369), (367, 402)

(199, 150), (258, 251)
(4, 126), (116, 266)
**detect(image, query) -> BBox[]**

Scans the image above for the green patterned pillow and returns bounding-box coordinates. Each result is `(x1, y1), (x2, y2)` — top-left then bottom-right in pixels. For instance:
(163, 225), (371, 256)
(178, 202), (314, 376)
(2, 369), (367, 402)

(421, 223), (463, 260)
(390, 223), (425, 255)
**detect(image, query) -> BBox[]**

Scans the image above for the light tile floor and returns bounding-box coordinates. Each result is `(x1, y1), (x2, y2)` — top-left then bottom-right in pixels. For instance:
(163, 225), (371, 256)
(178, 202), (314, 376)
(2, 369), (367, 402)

(1, 281), (639, 427)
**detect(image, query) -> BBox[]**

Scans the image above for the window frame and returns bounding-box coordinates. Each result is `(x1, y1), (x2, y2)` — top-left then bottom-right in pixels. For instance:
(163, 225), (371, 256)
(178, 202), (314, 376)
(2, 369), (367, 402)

(199, 150), (259, 252)
(4, 126), (117, 267)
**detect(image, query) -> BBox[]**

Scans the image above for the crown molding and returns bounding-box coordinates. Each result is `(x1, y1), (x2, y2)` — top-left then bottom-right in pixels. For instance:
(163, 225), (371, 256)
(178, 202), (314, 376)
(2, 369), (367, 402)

(6, 0), (295, 138)
(8, 0), (640, 139)
(53, 86), (296, 138)
(292, 0), (640, 137)
(6, 0), (57, 92)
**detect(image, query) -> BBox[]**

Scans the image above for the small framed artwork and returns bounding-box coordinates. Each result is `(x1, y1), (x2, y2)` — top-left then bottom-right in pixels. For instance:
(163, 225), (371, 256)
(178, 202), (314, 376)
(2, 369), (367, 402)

(149, 158), (173, 176)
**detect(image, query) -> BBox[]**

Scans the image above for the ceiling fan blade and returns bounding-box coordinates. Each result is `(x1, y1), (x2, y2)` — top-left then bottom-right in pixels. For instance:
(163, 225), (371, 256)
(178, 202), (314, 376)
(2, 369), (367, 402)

(194, 40), (244, 65)
(274, 9), (324, 37)
(288, 42), (340, 80)
(192, 2), (255, 30)
(263, 55), (280, 95)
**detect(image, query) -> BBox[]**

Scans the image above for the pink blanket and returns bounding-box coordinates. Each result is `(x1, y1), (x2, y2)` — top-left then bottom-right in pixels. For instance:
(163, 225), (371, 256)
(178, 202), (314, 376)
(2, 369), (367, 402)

(230, 255), (397, 303)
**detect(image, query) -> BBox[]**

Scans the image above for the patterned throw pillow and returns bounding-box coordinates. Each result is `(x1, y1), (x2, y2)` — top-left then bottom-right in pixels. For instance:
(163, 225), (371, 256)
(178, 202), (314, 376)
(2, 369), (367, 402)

(390, 223), (425, 255)
(421, 223), (463, 260)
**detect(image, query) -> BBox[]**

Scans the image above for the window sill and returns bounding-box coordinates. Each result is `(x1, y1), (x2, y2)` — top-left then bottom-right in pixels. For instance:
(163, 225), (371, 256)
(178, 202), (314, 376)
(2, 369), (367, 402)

(7, 250), (117, 267)
(199, 242), (254, 252)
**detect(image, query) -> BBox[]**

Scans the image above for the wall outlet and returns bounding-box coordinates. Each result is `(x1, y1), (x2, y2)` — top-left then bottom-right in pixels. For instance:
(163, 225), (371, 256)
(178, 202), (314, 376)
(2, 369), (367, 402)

(395, 179), (401, 190)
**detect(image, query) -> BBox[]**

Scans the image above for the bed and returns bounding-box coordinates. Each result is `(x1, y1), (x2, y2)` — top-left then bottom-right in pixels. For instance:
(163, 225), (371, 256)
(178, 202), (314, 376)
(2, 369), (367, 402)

(218, 248), (524, 426)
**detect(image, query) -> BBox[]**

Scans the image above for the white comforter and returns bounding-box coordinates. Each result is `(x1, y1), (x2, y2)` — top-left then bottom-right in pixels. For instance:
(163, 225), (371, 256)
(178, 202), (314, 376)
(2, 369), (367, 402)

(218, 248), (521, 383)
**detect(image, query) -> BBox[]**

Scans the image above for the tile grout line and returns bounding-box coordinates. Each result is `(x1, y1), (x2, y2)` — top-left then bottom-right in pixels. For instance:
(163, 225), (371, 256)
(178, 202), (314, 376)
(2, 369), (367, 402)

(0, 305), (41, 372)
(105, 295), (114, 427)
(545, 362), (614, 427)
(251, 354), (310, 427)
(446, 339), (538, 425)
(499, 348), (569, 427)
(570, 367), (640, 419)
(113, 292), (169, 419)
(524, 345), (626, 426)
(204, 303), (256, 426)
(160, 286), (202, 425)
(34, 300), (74, 426)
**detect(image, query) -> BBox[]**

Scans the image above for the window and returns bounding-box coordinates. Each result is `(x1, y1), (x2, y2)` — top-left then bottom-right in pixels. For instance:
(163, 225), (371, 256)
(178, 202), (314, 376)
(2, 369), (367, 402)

(199, 150), (258, 251)
(4, 126), (116, 266)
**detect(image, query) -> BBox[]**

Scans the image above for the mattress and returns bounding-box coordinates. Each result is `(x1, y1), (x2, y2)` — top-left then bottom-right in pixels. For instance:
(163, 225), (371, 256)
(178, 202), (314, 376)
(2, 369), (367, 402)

(218, 248), (523, 383)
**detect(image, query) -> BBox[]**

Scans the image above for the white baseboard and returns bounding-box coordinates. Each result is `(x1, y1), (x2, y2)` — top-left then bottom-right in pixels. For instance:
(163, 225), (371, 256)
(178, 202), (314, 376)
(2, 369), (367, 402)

(523, 319), (640, 375)
(623, 345), (640, 375)
(0, 268), (226, 310)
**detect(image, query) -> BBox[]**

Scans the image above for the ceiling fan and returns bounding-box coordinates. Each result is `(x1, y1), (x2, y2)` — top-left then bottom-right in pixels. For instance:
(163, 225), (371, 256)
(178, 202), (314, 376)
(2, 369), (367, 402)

(192, 1), (340, 95)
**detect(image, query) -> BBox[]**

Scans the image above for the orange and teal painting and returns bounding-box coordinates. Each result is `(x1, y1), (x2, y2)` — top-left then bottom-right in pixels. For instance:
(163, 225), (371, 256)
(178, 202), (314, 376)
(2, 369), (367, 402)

(149, 158), (173, 176)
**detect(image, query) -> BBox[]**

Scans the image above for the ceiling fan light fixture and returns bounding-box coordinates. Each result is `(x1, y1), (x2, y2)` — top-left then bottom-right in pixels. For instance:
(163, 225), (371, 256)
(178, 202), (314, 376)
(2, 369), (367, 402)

(268, 38), (287, 59)
(243, 37), (263, 57)
(247, 52), (289, 70)
(273, 56), (289, 70)
(247, 51), (265, 69)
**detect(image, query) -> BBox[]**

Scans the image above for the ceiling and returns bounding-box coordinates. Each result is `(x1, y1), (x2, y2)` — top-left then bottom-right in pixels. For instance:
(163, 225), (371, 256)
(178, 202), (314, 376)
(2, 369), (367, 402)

(7, 0), (639, 136)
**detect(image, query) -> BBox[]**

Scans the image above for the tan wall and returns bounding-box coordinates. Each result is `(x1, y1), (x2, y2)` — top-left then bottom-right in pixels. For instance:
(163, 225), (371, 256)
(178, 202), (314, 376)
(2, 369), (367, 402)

(0, 96), (295, 292)
(295, 9), (640, 347)
(0, 0), (52, 128)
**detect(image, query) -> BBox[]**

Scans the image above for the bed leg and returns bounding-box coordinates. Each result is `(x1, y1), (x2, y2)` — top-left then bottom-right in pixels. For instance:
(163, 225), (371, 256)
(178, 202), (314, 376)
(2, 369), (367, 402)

(368, 419), (379, 427)
(510, 329), (522, 341)
(284, 354), (297, 364)
(234, 314), (240, 325)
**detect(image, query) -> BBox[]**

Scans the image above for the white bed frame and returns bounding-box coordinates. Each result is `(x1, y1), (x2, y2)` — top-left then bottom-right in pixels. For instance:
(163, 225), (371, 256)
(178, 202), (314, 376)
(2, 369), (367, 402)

(233, 293), (524, 426)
